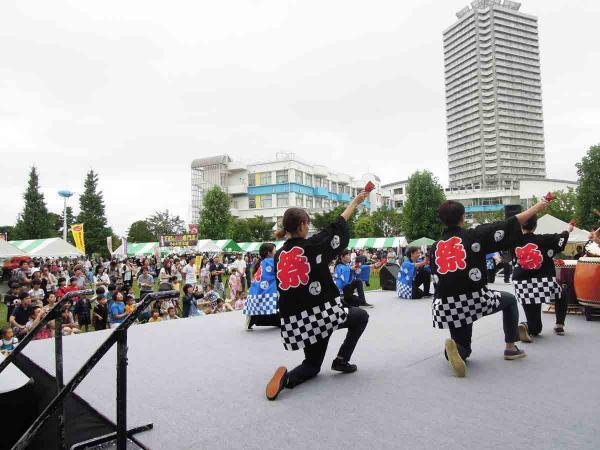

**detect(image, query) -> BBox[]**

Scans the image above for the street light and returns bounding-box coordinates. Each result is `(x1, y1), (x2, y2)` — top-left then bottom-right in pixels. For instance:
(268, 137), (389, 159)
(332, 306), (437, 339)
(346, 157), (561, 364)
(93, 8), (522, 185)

(58, 190), (74, 241)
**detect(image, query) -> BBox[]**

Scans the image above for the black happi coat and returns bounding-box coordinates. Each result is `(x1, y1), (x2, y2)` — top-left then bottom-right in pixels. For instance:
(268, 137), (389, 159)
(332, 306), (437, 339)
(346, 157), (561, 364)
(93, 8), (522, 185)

(430, 216), (521, 329)
(511, 230), (569, 305)
(275, 216), (349, 351)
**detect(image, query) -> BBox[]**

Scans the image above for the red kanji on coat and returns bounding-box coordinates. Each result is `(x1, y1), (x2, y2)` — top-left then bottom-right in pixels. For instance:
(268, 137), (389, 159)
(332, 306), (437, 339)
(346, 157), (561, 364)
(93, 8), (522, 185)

(515, 243), (543, 270)
(435, 237), (467, 275)
(253, 265), (262, 282)
(277, 246), (311, 290)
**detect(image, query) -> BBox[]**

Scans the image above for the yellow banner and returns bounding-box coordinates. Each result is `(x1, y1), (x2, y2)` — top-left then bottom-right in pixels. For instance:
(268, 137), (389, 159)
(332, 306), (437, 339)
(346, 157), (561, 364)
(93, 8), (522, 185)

(71, 223), (86, 254)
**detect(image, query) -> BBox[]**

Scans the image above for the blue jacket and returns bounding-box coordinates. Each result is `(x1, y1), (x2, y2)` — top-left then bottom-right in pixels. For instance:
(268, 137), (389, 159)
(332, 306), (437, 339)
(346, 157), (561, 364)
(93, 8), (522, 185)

(243, 257), (278, 316)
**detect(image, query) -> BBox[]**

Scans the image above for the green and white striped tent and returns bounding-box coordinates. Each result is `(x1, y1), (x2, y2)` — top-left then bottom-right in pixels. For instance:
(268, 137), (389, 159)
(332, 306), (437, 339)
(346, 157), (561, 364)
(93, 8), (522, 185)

(347, 237), (407, 250)
(238, 241), (285, 252)
(113, 242), (167, 257)
(213, 239), (243, 253)
(9, 238), (84, 257)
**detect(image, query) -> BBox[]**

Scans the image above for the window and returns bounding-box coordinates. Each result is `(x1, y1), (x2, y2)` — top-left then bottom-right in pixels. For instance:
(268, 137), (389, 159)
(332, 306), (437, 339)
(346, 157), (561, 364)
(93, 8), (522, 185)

(394, 200), (404, 208)
(315, 198), (323, 208)
(248, 174), (256, 187)
(277, 193), (289, 207)
(276, 170), (288, 184)
(249, 196), (256, 209)
(305, 196), (313, 208)
(295, 170), (303, 184)
(305, 174), (313, 187)
(331, 182), (337, 193)
(259, 172), (272, 185)
(261, 195), (272, 208)
(393, 187), (404, 195)
(295, 194), (304, 207)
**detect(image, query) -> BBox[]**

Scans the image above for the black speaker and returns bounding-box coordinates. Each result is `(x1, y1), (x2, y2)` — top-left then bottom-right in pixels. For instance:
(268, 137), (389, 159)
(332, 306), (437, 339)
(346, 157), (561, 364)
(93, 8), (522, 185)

(504, 204), (522, 219)
(380, 263), (400, 291)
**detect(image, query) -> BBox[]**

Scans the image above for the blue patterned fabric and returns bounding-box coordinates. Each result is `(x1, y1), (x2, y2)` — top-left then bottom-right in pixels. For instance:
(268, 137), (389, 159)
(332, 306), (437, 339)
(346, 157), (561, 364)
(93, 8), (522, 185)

(243, 257), (279, 316)
(396, 259), (416, 299)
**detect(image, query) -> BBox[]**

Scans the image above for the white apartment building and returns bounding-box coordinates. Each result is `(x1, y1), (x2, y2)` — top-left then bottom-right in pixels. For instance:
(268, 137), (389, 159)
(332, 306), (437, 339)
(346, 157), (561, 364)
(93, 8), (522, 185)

(444, 0), (546, 190)
(191, 153), (381, 225)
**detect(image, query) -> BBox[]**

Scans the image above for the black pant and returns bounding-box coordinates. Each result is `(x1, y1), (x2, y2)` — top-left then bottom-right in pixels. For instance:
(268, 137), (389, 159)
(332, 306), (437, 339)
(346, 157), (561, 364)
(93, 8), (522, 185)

(495, 262), (512, 282)
(342, 280), (367, 306)
(250, 314), (280, 327)
(287, 307), (369, 388)
(448, 291), (520, 360)
(522, 292), (568, 334)
(414, 269), (431, 295)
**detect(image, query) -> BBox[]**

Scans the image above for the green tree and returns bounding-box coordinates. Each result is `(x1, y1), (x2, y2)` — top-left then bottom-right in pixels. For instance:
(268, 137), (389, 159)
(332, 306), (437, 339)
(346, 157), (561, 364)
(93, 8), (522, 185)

(198, 187), (233, 239)
(146, 209), (185, 239)
(230, 219), (253, 242)
(371, 207), (403, 237)
(354, 214), (374, 237)
(401, 170), (446, 241)
(127, 220), (155, 242)
(246, 216), (275, 241)
(57, 206), (77, 243)
(576, 144), (600, 231)
(13, 167), (55, 239)
(531, 188), (578, 223)
(312, 205), (358, 236)
(77, 170), (113, 255)
(470, 210), (504, 225)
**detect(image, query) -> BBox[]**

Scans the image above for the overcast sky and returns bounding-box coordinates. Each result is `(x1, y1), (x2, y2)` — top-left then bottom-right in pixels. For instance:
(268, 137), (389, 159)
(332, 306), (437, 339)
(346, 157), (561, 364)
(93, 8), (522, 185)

(1, 0), (599, 235)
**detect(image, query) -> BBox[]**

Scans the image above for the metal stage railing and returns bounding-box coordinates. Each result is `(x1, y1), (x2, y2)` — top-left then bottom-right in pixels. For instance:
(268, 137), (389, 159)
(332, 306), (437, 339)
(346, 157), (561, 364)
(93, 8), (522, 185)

(4, 290), (179, 450)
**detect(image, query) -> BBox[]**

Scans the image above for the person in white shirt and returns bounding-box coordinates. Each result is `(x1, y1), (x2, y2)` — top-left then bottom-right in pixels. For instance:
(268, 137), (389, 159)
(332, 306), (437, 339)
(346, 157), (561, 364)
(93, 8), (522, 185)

(94, 265), (111, 289)
(230, 254), (247, 291)
(181, 257), (197, 286)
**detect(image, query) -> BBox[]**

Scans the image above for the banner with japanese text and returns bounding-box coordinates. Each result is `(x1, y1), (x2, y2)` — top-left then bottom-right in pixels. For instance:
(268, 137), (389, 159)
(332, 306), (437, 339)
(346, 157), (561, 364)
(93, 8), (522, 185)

(71, 224), (86, 254)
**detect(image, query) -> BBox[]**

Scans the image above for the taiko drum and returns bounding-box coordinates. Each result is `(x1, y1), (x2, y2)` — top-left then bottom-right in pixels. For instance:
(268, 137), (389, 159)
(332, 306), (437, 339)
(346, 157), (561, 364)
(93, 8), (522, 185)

(574, 257), (600, 308)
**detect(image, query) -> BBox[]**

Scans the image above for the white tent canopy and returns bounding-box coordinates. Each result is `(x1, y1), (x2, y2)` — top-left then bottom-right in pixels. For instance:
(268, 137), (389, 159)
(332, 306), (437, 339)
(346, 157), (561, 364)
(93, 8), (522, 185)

(9, 238), (84, 258)
(536, 215), (589, 243)
(0, 240), (27, 259)
(196, 239), (224, 253)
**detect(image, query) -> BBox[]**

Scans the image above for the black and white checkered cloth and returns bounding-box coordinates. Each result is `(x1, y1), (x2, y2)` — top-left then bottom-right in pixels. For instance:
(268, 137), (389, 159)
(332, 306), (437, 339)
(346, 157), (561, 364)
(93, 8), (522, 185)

(280, 299), (348, 351)
(513, 277), (561, 305)
(243, 292), (279, 316)
(432, 288), (500, 329)
(397, 281), (413, 299)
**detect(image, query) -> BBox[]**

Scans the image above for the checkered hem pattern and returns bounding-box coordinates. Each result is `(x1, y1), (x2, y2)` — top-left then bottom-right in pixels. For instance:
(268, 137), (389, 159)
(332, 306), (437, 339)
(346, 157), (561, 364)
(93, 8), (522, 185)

(243, 292), (279, 316)
(432, 288), (500, 329)
(397, 281), (413, 299)
(513, 277), (561, 305)
(280, 299), (348, 351)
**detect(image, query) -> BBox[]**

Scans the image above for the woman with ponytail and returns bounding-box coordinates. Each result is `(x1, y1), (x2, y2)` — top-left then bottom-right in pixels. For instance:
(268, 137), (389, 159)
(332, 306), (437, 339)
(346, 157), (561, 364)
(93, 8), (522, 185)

(243, 243), (280, 330)
(265, 191), (370, 401)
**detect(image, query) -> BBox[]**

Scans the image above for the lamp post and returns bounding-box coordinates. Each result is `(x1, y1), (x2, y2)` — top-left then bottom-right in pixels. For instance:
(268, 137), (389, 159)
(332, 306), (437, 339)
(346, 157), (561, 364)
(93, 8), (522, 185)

(58, 190), (74, 241)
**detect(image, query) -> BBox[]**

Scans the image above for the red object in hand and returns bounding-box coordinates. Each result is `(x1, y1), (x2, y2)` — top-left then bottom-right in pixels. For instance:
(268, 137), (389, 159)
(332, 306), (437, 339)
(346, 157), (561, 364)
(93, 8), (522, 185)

(569, 219), (576, 227)
(544, 192), (555, 202)
(364, 181), (375, 193)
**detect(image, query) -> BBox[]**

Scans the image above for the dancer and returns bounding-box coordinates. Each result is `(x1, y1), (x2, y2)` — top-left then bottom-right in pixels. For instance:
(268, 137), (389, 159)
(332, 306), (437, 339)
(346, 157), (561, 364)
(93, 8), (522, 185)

(243, 243), (280, 330)
(397, 246), (429, 299)
(512, 215), (571, 340)
(334, 250), (373, 307)
(431, 199), (549, 377)
(265, 191), (370, 400)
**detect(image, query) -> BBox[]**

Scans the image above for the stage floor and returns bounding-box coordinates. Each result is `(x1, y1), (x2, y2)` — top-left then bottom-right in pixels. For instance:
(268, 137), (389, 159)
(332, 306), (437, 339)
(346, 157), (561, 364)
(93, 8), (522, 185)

(23, 284), (600, 449)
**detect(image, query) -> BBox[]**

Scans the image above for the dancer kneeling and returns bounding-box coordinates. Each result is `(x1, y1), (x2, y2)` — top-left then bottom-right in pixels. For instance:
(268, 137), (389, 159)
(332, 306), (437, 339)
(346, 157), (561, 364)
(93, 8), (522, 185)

(334, 250), (373, 308)
(397, 246), (430, 299)
(511, 215), (571, 341)
(243, 243), (280, 330)
(431, 199), (549, 377)
(266, 192), (370, 400)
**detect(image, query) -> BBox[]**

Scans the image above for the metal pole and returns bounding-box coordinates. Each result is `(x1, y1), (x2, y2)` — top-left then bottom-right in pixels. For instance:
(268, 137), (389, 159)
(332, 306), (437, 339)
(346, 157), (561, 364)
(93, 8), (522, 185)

(116, 329), (128, 450)
(62, 197), (68, 241)
(55, 303), (66, 450)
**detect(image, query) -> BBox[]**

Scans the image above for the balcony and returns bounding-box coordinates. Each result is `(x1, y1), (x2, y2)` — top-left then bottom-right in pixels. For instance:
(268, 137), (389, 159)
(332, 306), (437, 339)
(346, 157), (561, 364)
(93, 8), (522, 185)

(313, 187), (329, 198)
(227, 184), (247, 195)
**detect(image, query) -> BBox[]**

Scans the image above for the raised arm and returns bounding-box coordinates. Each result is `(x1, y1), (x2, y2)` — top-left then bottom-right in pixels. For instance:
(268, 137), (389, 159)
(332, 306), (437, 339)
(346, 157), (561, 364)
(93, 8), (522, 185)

(341, 191), (369, 222)
(515, 199), (549, 225)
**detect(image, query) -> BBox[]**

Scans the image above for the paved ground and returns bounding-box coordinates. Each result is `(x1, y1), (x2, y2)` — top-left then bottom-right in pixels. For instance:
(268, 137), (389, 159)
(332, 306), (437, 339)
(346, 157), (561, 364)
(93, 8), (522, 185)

(23, 284), (600, 449)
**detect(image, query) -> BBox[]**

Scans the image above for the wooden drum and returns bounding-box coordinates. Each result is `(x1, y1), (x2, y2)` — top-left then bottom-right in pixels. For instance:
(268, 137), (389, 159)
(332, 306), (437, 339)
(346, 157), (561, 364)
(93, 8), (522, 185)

(574, 257), (600, 310)
(555, 259), (578, 306)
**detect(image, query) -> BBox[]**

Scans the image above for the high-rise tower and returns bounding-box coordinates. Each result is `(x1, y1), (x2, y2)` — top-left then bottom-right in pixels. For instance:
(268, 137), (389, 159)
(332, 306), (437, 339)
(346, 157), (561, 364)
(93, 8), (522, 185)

(444, 0), (546, 190)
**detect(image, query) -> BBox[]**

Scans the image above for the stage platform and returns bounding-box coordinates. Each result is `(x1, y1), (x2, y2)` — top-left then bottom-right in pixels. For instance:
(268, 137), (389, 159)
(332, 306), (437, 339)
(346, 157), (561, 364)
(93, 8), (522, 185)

(22, 284), (600, 449)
